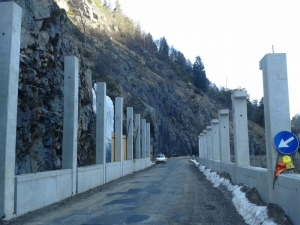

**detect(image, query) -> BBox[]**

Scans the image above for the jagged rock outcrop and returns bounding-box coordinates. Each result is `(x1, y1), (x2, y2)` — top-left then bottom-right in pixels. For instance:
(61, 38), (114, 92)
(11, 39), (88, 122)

(1, 0), (265, 174)
(0, 0), (96, 174)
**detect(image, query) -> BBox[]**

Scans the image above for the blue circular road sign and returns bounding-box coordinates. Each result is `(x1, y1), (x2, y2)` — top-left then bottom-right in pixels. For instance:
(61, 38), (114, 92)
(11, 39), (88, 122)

(273, 131), (299, 154)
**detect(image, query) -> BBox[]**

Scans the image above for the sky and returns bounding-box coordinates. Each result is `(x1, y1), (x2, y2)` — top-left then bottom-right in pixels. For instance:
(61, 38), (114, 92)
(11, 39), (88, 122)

(117, 0), (300, 118)
(190, 159), (277, 224)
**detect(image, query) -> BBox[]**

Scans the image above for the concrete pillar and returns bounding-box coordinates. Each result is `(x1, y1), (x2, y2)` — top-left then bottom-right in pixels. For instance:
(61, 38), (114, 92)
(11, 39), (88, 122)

(62, 56), (79, 195)
(134, 114), (141, 159)
(96, 82), (106, 164)
(126, 107), (133, 160)
(211, 119), (220, 161)
(203, 130), (207, 159)
(231, 91), (250, 167)
(96, 82), (106, 182)
(198, 135), (201, 157)
(146, 123), (150, 158)
(219, 109), (230, 163)
(199, 133), (204, 158)
(114, 97), (123, 162)
(260, 53), (290, 203)
(141, 119), (146, 158)
(0, 2), (22, 219)
(206, 126), (212, 160)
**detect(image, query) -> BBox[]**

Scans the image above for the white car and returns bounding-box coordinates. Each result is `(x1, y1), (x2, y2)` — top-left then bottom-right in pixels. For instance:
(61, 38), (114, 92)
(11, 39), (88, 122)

(156, 154), (167, 163)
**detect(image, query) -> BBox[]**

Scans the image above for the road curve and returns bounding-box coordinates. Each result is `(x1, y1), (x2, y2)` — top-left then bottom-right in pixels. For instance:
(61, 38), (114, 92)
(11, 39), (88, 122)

(2, 157), (246, 225)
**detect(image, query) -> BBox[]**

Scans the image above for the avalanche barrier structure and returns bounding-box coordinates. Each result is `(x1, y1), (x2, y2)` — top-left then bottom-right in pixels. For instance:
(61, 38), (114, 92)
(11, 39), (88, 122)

(199, 53), (300, 225)
(0, 1), (152, 220)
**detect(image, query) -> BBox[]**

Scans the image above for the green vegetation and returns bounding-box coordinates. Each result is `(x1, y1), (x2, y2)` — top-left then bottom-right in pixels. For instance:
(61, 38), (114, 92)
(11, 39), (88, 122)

(291, 114), (300, 137)
(194, 88), (203, 96)
(83, 50), (93, 58)
(93, 0), (102, 10)
(67, 11), (75, 16)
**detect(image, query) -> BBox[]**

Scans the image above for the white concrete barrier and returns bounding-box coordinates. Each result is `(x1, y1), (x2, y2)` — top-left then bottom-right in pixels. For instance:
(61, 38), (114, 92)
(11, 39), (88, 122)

(133, 159), (141, 172)
(15, 170), (72, 216)
(122, 160), (133, 176)
(77, 165), (104, 193)
(106, 162), (122, 183)
(275, 174), (300, 223)
(140, 158), (148, 170)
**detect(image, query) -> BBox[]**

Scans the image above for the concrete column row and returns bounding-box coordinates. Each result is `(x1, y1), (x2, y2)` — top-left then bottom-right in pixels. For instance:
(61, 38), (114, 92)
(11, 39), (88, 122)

(199, 53), (290, 206)
(197, 54), (298, 224)
(199, 90), (249, 167)
(0, 1), (152, 219)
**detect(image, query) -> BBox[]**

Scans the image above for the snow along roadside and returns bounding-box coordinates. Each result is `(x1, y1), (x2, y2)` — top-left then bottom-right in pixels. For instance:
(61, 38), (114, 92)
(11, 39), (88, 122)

(190, 159), (277, 225)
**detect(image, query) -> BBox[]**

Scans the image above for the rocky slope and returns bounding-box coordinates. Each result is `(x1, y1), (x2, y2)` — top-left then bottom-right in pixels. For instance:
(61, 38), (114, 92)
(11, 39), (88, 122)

(1, 0), (265, 174)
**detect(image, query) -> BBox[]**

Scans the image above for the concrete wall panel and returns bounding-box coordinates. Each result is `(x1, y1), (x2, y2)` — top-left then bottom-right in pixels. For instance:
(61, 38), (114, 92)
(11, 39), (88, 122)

(142, 158), (149, 170)
(15, 170), (72, 216)
(140, 158), (145, 170)
(77, 165), (104, 194)
(221, 163), (236, 184)
(147, 158), (153, 167)
(122, 160), (133, 176)
(275, 174), (300, 225)
(211, 160), (221, 173)
(133, 159), (141, 172)
(105, 162), (121, 183)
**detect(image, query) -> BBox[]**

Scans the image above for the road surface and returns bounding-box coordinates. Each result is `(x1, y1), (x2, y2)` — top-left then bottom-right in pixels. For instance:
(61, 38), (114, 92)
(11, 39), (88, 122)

(1, 157), (246, 225)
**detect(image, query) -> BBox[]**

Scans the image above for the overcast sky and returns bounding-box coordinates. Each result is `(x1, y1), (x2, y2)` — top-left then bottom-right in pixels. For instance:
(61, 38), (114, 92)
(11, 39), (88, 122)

(117, 0), (300, 118)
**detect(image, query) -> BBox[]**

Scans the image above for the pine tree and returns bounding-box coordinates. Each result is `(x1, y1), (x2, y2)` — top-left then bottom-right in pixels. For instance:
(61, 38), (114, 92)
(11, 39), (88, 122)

(145, 33), (157, 53)
(114, 0), (121, 14)
(158, 37), (169, 59)
(193, 56), (208, 92)
(169, 46), (177, 62)
(112, 0), (122, 26)
(175, 51), (186, 69)
(255, 97), (264, 127)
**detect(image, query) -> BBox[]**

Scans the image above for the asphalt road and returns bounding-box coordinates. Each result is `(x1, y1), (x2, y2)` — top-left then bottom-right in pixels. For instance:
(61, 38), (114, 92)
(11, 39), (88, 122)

(2, 157), (247, 225)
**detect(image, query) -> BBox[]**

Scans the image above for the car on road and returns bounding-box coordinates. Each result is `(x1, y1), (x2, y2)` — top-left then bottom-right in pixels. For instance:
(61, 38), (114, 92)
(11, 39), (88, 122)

(156, 154), (167, 163)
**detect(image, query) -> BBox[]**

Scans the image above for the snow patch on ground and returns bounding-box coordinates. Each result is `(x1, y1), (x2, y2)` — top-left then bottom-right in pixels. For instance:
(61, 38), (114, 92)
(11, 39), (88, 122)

(190, 159), (277, 225)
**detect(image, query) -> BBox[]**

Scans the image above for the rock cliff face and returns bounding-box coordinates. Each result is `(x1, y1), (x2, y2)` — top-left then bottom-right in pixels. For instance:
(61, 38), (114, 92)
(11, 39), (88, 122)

(1, 0), (96, 174)
(1, 0), (265, 174)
